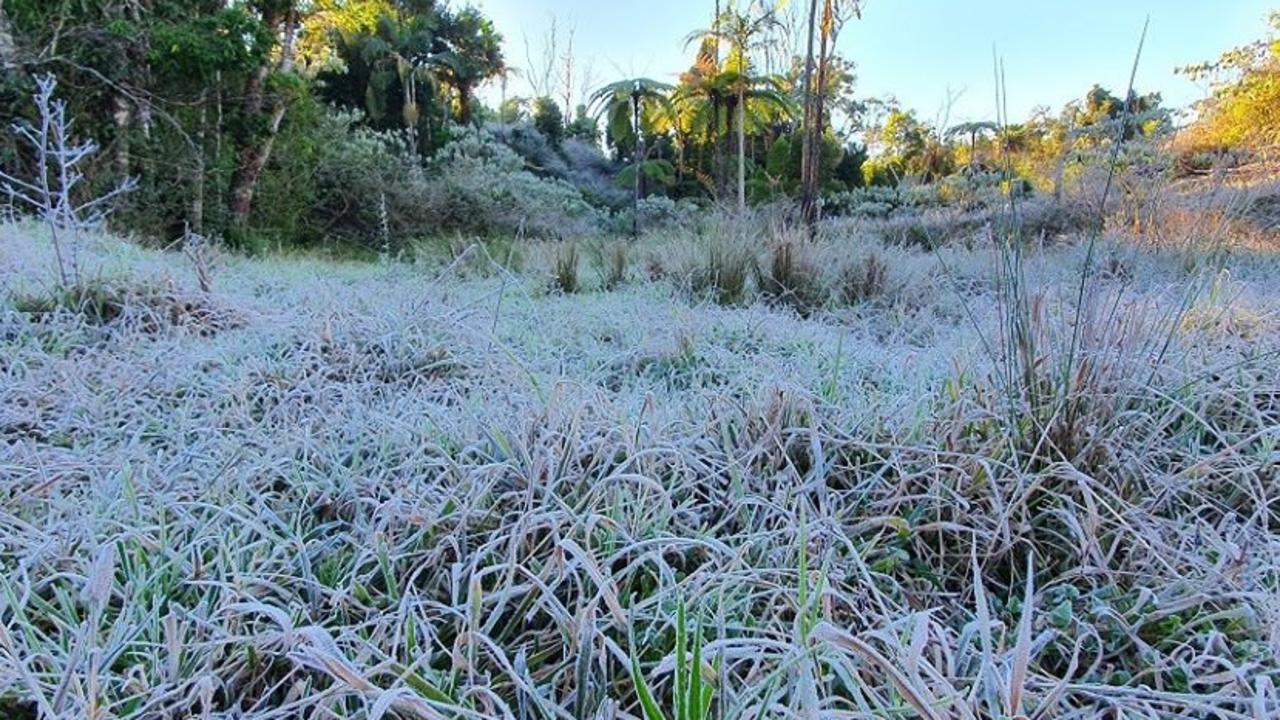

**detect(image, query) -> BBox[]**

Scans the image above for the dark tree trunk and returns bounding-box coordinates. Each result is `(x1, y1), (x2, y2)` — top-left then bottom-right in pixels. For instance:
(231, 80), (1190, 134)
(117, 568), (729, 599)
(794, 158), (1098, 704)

(457, 86), (474, 126)
(228, 62), (270, 228)
(812, 1), (832, 189)
(721, 96), (734, 201)
(711, 95), (724, 199)
(229, 5), (297, 229)
(802, 0), (835, 238)
(799, 0), (820, 232)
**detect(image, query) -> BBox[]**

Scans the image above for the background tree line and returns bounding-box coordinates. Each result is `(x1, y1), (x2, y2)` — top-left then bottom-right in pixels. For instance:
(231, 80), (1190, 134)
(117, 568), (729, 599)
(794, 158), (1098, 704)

(0, 1), (1276, 251)
(0, 0), (505, 248)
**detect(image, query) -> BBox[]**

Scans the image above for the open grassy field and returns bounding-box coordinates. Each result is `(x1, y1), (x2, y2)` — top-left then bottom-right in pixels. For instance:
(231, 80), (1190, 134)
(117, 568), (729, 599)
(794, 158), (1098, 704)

(3, 198), (1280, 718)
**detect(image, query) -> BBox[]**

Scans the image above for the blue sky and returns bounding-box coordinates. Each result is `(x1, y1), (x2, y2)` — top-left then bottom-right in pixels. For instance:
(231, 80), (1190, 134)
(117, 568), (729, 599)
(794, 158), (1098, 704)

(471, 0), (1276, 124)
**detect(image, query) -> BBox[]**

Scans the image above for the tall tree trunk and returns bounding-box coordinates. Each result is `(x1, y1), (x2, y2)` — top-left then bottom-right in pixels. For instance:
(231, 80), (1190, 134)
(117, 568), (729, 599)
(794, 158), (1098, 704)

(723, 99), (735, 201)
(0, 2), (17, 68)
(457, 86), (473, 126)
(227, 69), (270, 227)
(632, 93), (642, 239)
(799, 0), (819, 232)
(711, 96), (723, 199)
(112, 94), (132, 180)
(229, 5), (297, 229)
(803, 0), (834, 237)
(811, 1), (832, 184)
(560, 28), (574, 129)
(214, 72), (225, 226)
(738, 88), (746, 212)
(191, 90), (208, 235)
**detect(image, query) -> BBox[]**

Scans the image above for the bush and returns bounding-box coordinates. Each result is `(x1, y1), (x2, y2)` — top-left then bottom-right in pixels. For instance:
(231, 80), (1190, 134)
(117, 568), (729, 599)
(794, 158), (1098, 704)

(304, 112), (418, 250)
(826, 173), (1016, 219)
(825, 186), (904, 219)
(560, 138), (629, 209)
(598, 241), (628, 290)
(421, 127), (604, 239)
(614, 196), (703, 236)
(532, 97), (565, 146)
(487, 122), (627, 209)
(255, 119), (610, 249)
(11, 279), (237, 335)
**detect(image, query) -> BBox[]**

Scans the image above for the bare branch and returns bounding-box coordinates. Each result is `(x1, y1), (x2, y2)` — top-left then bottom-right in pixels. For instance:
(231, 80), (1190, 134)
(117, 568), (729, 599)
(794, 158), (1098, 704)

(0, 75), (136, 286)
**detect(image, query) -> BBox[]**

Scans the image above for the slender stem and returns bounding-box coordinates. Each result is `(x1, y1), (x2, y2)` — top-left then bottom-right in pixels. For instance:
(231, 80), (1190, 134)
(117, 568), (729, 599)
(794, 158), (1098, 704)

(633, 90), (642, 239)
(738, 88), (746, 212)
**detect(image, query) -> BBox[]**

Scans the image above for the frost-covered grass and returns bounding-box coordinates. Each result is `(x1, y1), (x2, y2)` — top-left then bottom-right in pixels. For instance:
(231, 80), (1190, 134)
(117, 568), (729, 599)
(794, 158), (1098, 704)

(2, 216), (1280, 719)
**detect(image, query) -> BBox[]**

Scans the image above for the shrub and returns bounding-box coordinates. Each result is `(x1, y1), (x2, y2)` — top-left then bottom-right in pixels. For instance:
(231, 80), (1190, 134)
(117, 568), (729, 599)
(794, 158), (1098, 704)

(487, 122), (627, 209)
(996, 197), (1095, 243)
(532, 97), (565, 146)
(263, 121), (611, 247)
(304, 112), (419, 250)
(11, 279), (236, 335)
(423, 127), (604, 239)
(614, 196), (703, 236)
(560, 139), (630, 209)
(827, 173), (1016, 220)
(0, 76), (135, 287)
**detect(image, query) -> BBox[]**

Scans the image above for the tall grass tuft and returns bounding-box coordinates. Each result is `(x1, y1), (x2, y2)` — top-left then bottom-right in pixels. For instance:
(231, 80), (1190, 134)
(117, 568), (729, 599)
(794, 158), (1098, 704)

(836, 251), (889, 305)
(553, 242), (581, 294)
(601, 241), (629, 291)
(689, 241), (753, 306)
(759, 241), (825, 315)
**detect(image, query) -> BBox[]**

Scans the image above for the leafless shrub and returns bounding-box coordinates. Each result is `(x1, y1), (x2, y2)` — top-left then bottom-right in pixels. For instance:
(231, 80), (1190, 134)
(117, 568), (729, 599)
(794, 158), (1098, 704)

(0, 75), (136, 288)
(182, 228), (219, 294)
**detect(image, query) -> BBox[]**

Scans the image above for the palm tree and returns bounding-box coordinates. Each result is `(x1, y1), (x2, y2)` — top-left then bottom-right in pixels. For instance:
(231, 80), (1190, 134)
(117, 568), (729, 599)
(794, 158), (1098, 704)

(673, 37), (730, 196)
(686, 6), (791, 211)
(590, 78), (675, 238)
(331, 12), (441, 148)
(434, 6), (504, 125)
(946, 121), (998, 172)
(721, 70), (795, 210)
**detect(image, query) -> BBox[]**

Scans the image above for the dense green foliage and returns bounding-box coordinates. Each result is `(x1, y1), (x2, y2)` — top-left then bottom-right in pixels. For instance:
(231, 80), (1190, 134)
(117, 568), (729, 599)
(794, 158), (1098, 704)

(0, 0), (513, 249)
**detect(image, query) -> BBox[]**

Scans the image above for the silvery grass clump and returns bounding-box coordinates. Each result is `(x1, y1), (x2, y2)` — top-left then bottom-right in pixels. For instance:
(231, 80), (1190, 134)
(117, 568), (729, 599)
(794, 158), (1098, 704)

(0, 75), (135, 289)
(2, 222), (1280, 719)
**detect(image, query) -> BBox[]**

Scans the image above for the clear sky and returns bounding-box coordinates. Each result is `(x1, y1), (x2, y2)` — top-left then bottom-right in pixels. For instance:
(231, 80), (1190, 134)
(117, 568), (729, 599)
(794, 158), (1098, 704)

(471, 0), (1276, 124)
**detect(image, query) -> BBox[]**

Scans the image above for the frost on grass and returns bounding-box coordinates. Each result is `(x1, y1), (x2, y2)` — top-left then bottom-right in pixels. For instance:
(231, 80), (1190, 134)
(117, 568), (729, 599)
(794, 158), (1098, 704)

(2, 227), (1280, 718)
